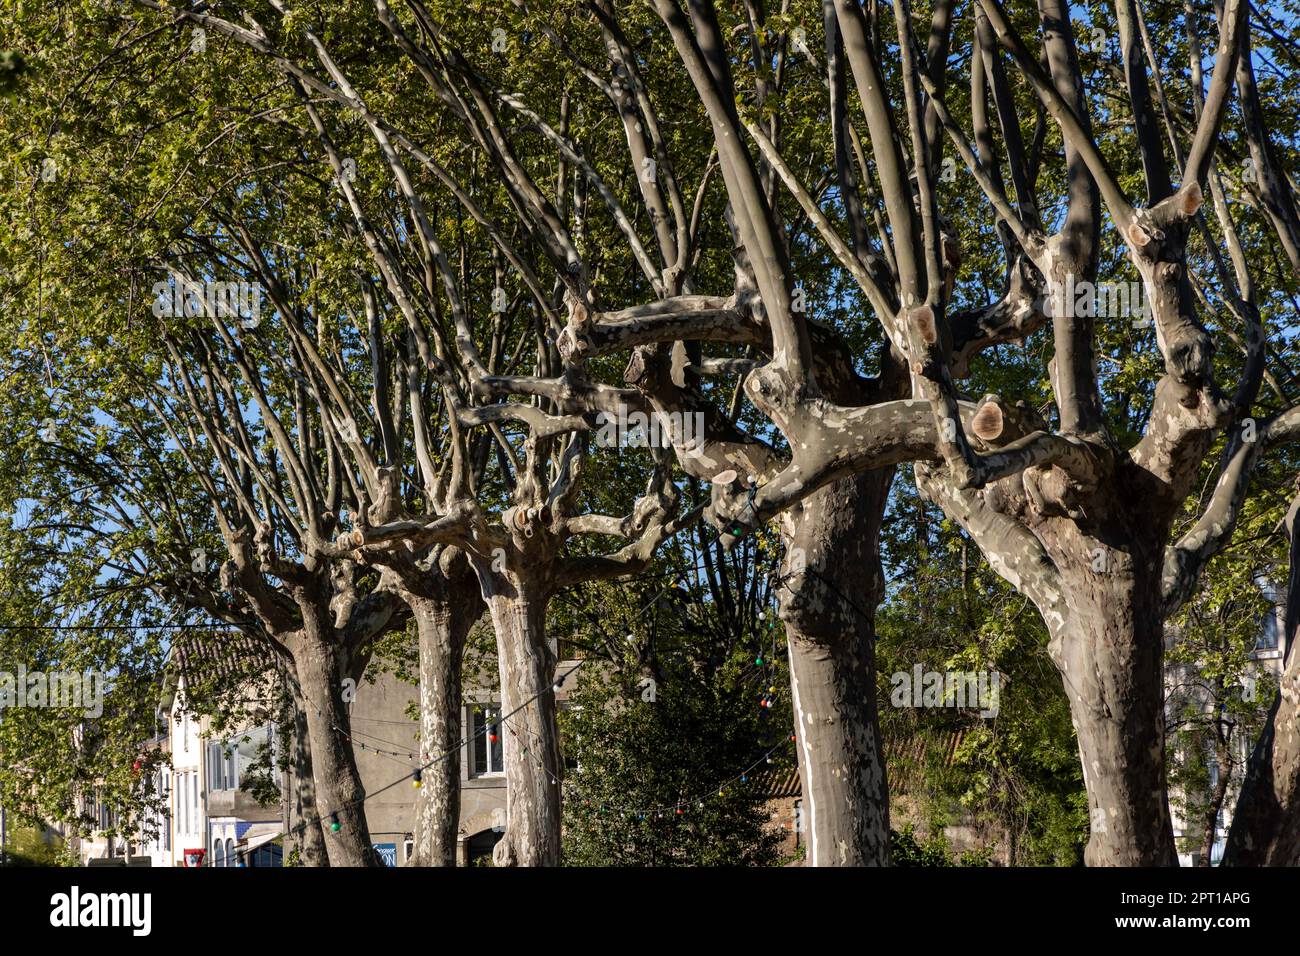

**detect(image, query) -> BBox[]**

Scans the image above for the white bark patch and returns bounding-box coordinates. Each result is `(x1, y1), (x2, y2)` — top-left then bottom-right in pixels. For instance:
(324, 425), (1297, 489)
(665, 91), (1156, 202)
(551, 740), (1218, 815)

(789, 667), (818, 867)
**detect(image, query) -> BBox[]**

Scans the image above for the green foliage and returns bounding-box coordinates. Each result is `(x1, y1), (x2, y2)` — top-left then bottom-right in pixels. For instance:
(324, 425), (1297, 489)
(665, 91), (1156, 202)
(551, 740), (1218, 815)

(1165, 498), (1288, 861)
(877, 472), (1087, 866)
(890, 824), (953, 867)
(2, 825), (69, 867)
(560, 637), (789, 866)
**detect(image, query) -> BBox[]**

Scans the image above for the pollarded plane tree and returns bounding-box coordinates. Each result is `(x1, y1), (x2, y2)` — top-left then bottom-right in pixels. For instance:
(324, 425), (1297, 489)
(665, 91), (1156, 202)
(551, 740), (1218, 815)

(0, 6), (415, 866)
(189, 209), (490, 869)
(23, 175), (417, 869)
(140, 304), (410, 870)
(0, 327), (341, 865)
(0, 205), (348, 863)
(898, 0), (1300, 866)
(286, 74), (699, 870)
(47, 177), (490, 867)
(879, 0), (1300, 867)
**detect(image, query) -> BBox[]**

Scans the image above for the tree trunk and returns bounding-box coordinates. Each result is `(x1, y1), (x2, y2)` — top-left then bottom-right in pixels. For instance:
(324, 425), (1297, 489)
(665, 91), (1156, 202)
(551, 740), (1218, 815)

(780, 470), (892, 866)
(291, 631), (377, 866)
(1222, 672), (1300, 865)
(1198, 741), (1230, 867)
(1051, 555), (1178, 866)
(1224, 494), (1300, 865)
(287, 673), (329, 867)
(406, 590), (476, 866)
(482, 577), (562, 866)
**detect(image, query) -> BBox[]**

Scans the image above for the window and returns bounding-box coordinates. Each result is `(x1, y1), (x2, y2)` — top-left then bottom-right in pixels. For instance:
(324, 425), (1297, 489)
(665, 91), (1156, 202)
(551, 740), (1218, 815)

(1257, 606), (1282, 650)
(226, 837), (236, 867)
(469, 706), (504, 776)
(233, 725), (274, 790)
(207, 742), (239, 791)
(250, 842), (282, 867)
(794, 800), (803, 847)
(403, 837), (414, 863)
(213, 838), (225, 868)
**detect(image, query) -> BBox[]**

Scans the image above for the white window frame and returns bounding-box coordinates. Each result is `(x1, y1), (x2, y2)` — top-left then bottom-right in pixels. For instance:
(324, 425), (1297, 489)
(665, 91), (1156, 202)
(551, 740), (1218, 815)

(468, 705), (504, 777)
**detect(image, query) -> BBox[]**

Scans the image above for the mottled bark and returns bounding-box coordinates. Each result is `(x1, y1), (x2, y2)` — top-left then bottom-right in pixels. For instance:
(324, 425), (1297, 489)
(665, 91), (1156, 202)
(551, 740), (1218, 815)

(918, 452), (1179, 866)
(287, 673), (329, 867)
(780, 469), (892, 866)
(291, 629), (377, 867)
(406, 582), (479, 866)
(482, 577), (562, 866)
(1050, 544), (1177, 866)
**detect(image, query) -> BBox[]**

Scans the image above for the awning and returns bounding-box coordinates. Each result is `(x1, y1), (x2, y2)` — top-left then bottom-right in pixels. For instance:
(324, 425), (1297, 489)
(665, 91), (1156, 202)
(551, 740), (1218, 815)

(235, 823), (283, 856)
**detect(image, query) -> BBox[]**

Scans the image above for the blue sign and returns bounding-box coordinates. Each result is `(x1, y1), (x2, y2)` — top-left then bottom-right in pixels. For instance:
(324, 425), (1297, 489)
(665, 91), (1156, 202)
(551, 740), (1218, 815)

(373, 842), (397, 867)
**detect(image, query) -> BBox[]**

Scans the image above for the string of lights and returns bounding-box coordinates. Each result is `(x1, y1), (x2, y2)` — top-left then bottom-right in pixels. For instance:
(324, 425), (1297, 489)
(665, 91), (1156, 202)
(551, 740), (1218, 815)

(17, 512), (848, 855)
(306, 659), (588, 844)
